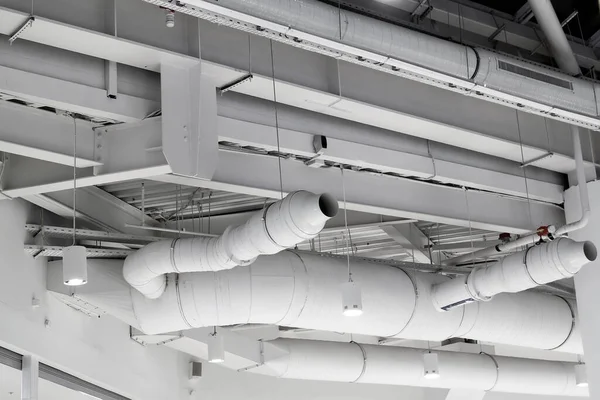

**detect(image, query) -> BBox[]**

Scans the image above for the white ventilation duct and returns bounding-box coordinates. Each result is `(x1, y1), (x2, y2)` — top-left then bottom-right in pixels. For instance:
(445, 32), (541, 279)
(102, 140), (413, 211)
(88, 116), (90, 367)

(432, 238), (596, 311)
(123, 191), (338, 298)
(48, 250), (582, 353)
(248, 339), (587, 396)
(144, 0), (600, 127)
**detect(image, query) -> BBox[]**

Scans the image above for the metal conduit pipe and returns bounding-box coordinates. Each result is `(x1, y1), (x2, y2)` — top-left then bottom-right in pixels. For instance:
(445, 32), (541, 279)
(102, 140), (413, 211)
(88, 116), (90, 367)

(527, 0), (581, 76)
(249, 339), (587, 396)
(555, 126), (591, 237)
(122, 191), (338, 299)
(432, 237), (596, 311)
(441, 233), (542, 266)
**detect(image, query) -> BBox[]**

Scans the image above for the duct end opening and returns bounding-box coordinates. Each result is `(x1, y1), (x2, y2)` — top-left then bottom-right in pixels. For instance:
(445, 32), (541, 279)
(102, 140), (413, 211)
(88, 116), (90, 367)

(583, 241), (597, 262)
(318, 193), (339, 218)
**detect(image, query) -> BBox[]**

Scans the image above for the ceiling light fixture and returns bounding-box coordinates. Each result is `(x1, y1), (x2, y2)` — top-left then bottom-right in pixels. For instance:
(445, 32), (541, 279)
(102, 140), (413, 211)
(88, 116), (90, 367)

(207, 327), (225, 363)
(339, 165), (362, 317)
(62, 117), (87, 286)
(423, 352), (440, 380)
(575, 362), (588, 387)
(341, 280), (363, 317)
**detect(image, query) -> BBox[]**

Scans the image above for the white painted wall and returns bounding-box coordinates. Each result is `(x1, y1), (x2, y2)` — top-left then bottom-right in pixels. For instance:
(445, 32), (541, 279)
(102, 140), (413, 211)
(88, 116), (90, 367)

(566, 181), (600, 400)
(0, 199), (190, 400)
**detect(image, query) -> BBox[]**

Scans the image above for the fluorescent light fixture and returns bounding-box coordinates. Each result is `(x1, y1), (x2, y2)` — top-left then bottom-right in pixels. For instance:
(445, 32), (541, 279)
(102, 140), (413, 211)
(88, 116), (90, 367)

(575, 363), (588, 387)
(341, 280), (363, 317)
(207, 330), (225, 363)
(62, 246), (87, 286)
(424, 352), (440, 380)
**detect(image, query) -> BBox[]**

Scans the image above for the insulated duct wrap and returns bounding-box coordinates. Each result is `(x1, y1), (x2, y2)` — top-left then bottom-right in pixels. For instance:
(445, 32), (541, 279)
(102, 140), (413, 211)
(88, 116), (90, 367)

(252, 339), (587, 396)
(123, 191), (338, 299)
(125, 251), (580, 352)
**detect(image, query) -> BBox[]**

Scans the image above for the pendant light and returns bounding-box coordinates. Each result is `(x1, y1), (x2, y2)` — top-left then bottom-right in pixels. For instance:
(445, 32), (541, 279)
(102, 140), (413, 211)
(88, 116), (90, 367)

(63, 116), (87, 286)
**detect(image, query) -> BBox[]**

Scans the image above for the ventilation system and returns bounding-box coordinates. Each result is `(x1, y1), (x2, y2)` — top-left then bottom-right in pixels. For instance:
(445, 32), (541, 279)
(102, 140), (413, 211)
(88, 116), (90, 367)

(50, 245), (588, 353)
(246, 339), (586, 397)
(47, 208), (595, 396)
(432, 238), (597, 311)
(143, 0), (600, 128)
(47, 251), (589, 396)
(123, 190), (338, 298)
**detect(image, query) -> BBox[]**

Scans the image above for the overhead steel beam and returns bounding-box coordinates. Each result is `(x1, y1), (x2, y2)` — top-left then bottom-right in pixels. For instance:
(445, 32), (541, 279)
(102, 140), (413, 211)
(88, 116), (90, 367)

(24, 187), (159, 234)
(0, 96), (564, 205)
(0, 6), (199, 72)
(427, 240), (503, 252)
(381, 224), (433, 263)
(0, 119), (170, 198)
(151, 150), (565, 234)
(515, 3), (534, 25)
(0, 101), (99, 168)
(216, 97), (564, 203)
(202, 36), (587, 174)
(0, 60), (218, 198)
(0, 64), (158, 123)
(0, 2), (594, 175)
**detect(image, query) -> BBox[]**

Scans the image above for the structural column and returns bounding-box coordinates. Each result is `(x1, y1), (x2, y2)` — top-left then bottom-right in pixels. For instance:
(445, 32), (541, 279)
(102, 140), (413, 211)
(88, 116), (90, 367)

(565, 180), (600, 399)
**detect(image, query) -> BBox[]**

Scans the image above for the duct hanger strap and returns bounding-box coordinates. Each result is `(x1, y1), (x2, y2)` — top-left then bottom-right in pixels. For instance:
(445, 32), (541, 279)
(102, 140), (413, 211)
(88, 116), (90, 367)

(350, 342), (368, 383)
(480, 352), (500, 392)
(175, 274), (195, 329)
(547, 296), (577, 352)
(170, 238), (181, 273)
(387, 268), (419, 338)
(260, 203), (285, 251)
(274, 251), (310, 327)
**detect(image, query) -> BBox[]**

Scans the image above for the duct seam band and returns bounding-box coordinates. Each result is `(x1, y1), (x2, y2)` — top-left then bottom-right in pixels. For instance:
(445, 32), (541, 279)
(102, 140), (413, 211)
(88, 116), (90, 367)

(548, 296), (576, 351)
(175, 276), (194, 329)
(170, 239), (181, 273)
(466, 272), (491, 302)
(387, 268), (419, 338)
(261, 203), (281, 249)
(274, 251), (309, 326)
(481, 352), (500, 392)
(467, 45), (481, 80)
(450, 300), (469, 339)
(350, 342), (368, 383)
(523, 246), (544, 286)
